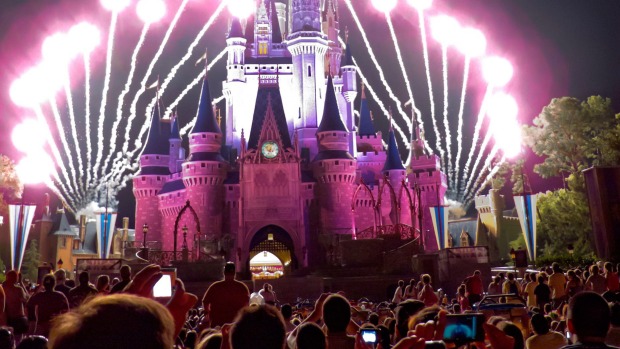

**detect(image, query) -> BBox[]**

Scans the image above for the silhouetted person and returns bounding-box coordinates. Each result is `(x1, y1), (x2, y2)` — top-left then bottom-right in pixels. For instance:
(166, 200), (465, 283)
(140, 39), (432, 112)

(53, 269), (71, 299)
(3, 271), (28, 340)
(26, 275), (69, 337)
(110, 266), (131, 294)
(201, 262), (249, 328)
(563, 291), (616, 348)
(230, 305), (285, 349)
(67, 272), (97, 308)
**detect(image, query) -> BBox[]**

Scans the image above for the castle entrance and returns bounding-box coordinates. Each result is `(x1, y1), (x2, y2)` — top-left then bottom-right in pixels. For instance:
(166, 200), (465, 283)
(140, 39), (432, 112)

(248, 225), (297, 279)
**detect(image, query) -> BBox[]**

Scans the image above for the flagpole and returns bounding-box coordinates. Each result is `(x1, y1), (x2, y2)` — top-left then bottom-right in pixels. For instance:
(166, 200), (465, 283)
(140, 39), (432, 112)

(104, 185), (109, 259)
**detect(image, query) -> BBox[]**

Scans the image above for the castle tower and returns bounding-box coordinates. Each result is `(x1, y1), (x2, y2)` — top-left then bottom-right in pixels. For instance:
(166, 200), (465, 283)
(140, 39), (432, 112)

(322, 0), (341, 76)
(182, 69), (227, 241)
(273, 0), (288, 38)
(339, 32), (358, 155)
(168, 113), (184, 174)
(287, 0), (328, 161)
(133, 96), (169, 244)
(312, 75), (356, 236)
(382, 127), (409, 226)
(356, 85), (384, 184)
(224, 17), (247, 150)
(408, 121), (447, 251)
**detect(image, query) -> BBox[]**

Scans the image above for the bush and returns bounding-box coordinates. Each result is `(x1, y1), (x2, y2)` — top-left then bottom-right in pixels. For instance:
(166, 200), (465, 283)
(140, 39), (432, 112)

(534, 253), (596, 269)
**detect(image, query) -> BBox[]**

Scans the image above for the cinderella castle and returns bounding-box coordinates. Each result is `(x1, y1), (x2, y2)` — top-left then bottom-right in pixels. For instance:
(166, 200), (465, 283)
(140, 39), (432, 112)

(133, 0), (447, 274)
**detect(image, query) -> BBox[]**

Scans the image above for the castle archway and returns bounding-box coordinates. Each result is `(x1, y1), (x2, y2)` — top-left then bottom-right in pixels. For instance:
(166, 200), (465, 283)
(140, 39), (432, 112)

(247, 225), (298, 278)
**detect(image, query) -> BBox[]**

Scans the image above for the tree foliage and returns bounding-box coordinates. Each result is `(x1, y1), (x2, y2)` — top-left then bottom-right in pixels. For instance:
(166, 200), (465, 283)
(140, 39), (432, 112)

(21, 239), (41, 283)
(0, 155), (22, 212)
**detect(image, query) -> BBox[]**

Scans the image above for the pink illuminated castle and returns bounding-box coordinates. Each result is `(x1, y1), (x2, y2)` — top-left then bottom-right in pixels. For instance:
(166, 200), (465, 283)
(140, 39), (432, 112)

(133, 0), (446, 272)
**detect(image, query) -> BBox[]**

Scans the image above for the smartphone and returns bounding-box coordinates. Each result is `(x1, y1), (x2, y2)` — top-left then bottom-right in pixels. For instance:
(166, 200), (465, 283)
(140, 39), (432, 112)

(360, 329), (379, 344)
(424, 341), (447, 349)
(153, 268), (176, 298)
(442, 313), (485, 345)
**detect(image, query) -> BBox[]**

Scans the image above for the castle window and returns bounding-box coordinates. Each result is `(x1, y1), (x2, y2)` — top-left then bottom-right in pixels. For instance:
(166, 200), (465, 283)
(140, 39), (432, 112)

(156, 156), (160, 160)
(335, 161), (339, 165)
(201, 163), (206, 168)
(60, 237), (67, 248)
(307, 65), (312, 77)
(157, 176), (160, 180)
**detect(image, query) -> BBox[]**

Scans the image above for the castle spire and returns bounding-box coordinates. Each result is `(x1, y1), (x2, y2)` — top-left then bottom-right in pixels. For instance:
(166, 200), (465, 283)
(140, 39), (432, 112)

(228, 16), (244, 39)
(358, 83), (376, 136)
(269, 0), (283, 43)
(383, 128), (405, 172)
(191, 50), (221, 135)
(143, 89), (168, 155)
(317, 75), (348, 133)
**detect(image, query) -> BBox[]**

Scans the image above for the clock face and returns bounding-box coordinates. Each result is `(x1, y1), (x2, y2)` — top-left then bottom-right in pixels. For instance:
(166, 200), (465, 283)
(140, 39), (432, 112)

(261, 141), (279, 159)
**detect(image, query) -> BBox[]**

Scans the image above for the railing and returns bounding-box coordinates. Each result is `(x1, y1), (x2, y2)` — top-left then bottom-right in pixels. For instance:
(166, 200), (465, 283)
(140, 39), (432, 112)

(356, 224), (418, 241)
(140, 250), (222, 266)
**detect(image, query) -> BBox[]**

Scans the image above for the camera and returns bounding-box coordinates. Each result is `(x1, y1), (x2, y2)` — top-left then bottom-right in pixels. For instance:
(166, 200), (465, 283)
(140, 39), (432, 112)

(153, 268), (176, 298)
(442, 313), (485, 345)
(360, 329), (379, 344)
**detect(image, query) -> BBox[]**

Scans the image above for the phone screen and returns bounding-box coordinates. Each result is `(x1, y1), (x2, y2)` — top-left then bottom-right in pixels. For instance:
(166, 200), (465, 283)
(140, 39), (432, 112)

(442, 313), (485, 344)
(153, 269), (176, 298)
(361, 329), (378, 344)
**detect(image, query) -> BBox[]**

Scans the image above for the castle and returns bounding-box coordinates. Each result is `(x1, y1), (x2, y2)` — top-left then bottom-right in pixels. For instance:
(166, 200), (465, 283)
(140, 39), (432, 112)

(133, 0), (447, 273)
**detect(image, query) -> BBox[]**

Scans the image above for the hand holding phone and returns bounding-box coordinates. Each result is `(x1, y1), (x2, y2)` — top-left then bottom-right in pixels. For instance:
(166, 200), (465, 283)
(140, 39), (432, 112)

(360, 329), (379, 344)
(442, 313), (485, 345)
(153, 268), (176, 298)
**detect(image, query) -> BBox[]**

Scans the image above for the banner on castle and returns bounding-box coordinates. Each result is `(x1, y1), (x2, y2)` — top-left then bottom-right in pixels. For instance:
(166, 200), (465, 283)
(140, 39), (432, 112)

(514, 194), (539, 260)
(96, 212), (117, 259)
(429, 206), (448, 250)
(8, 203), (37, 271)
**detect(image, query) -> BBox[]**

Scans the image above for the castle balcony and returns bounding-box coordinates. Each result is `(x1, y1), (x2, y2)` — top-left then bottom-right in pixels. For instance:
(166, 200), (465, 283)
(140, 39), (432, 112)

(140, 154), (169, 167)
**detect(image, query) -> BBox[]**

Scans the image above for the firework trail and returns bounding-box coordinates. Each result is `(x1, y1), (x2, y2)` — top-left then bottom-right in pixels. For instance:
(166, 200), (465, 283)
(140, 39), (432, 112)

(83, 54), (93, 195)
(453, 55), (471, 192)
(342, 0), (411, 131)
(461, 85), (493, 194)
(123, 0), (192, 156)
(49, 97), (81, 200)
(153, 0), (226, 110)
(417, 10), (443, 160)
(92, 12), (119, 189)
(464, 143), (499, 202)
(465, 153), (505, 205)
(163, 49), (226, 119)
(440, 45), (453, 186)
(101, 23), (151, 176)
(62, 72), (84, 192)
(33, 106), (77, 204)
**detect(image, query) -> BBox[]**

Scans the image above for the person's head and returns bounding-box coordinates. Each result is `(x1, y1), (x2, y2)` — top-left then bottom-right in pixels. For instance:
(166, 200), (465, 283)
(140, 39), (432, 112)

(474, 270), (481, 276)
(5, 271), (17, 285)
(54, 269), (67, 284)
(566, 291), (610, 342)
(605, 262), (613, 273)
(529, 273), (537, 282)
(184, 330), (197, 349)
(398, 280), (404, 287)
(537, 275), (545, 284)
(230, 305), (285, 349)
(43, 274), (56, 292)
(498, 272), (505, 279)
(78, 271), (89, 286)
(322, 294), (351, 333)
(120, 265), (131, 281)
(96, 275), (109, 292)
(224, 262), (236, 279)
(280, 304), (293, 320)
(493, 276), (500, 284)
(394, 300), (425, 340)
(611, 303), (620, 327)
(452, 304), (461, 314)
(65, 280), (75, 288)
(590, 265), (599, 275)
(0, 327), (14, 349)
(544, 304), (552, 314)
(497, 321), (524, 349)
(48, 294), (175, 349)
(368, 312), (379, 326)
(530, 313), (549, 335)
(196, 334), (222, 349)
(409, 279), (416, 286)
(507, 272), (515, 281)
(15, 336), (47, 349)
(567, 270), (576, 280)
(421, 274), (431, 285)
(263, 283), (270, 291)
(552, 262), (561, 273)
(457, 285), (465, 296)
(296, 323), (325, 349)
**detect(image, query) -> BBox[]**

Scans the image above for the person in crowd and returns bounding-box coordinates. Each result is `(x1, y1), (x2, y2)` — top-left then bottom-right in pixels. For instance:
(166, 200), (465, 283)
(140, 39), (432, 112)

(404, 279), (417, 300)
(201, 262), (249, 328)
(534, 275), (552, 310)
(259, 283), (277, 306)
(26, 275), (69, 337)
(0, 284), (5, 327)
(296, 322), (326, 349)
(457, 284), (470, 311)
(525, 313), (567, 349)
(229, 305), (286, 349)
(15, 335), (47, 349)
(565, 270), (583, 298)
(53, 269), (71, 299)
(463, 270), (484, 305)
(607, 302), (620, 347)
(524, 273), (539, 308)
(605, 262), (619, 293)
(196, 333), (222, 349)
(3, 271), (28, 341)
(95, 275), (110, 295)
(585, 265), (607, 295)
(549, 263), (567, 308)
(110, 265), (132, 294)
(0, 327), (14, 349)
(67, 271), (97, 308)
(564, 291), (616, 349)
(503, 272), (522, 303)
(322, 294), (356, 349)
(497, 321), (525, 349)
(488, 275), (502, 295)
(280, 304), (296, 333)
(392, 280), (406, 305)
(418, 274), (438, 307)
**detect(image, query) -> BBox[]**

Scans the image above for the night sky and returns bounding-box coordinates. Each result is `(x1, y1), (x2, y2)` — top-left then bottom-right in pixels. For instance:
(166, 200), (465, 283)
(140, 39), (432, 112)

(1, 0), (619, 220)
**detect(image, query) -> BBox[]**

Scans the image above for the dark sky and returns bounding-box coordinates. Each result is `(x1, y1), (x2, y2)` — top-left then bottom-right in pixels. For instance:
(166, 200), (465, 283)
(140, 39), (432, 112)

(1, 0), (619, 218)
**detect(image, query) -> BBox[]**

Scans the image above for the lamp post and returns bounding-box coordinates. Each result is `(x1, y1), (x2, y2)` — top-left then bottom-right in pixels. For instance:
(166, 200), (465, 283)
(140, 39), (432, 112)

(182, 225), (189, 262)
(142, 223), (149, 260)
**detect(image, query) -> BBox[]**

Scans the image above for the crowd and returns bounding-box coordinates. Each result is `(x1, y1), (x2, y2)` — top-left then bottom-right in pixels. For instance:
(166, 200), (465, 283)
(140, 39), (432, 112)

(0, 260), (619, 349)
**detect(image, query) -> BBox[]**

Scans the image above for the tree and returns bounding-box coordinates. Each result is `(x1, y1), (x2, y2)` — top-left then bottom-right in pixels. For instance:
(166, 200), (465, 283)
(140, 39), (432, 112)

(21, 239), (41, 283)
(0, 155), (22, 272)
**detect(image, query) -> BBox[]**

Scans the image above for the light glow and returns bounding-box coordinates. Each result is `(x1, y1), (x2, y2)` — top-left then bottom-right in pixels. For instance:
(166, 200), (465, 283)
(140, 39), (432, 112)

(407, 0), (433, 11)
(482, 56), (513, 87)
(456, 28), (486, 57)
(487, 92), (518, 121)
(430, 15), (461, 46)
(371, 0), (397, 13)
(68, 22), (101, 55)
(42, 33), (72, 67)
(12, 120), (47, 154)
(100, 0), (131, 12)
(227, 0), (254, 19)
(16, 152), (55, 185)
(136, 0), (166, 24)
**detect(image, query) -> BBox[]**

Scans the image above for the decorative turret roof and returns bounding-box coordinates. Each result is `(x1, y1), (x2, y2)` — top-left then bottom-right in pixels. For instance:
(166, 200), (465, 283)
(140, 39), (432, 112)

(317, 75), (348, 133)
(341, 30), (354, 67)
(248, 86), (292, 149)
(143, 96), (169, 155)
(269, 0), (283, 43)
(170, 113), (180, 140)
(228, 17), (244, 39)
(383, 129), (405, 172)
(358, 85), (376, 136)
(191, 74), (221, 134)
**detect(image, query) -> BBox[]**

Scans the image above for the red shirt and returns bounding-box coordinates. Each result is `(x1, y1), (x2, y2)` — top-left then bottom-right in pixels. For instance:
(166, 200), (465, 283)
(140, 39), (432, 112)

(607, 272), (620, 292)
(202, 279), (249, 327)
